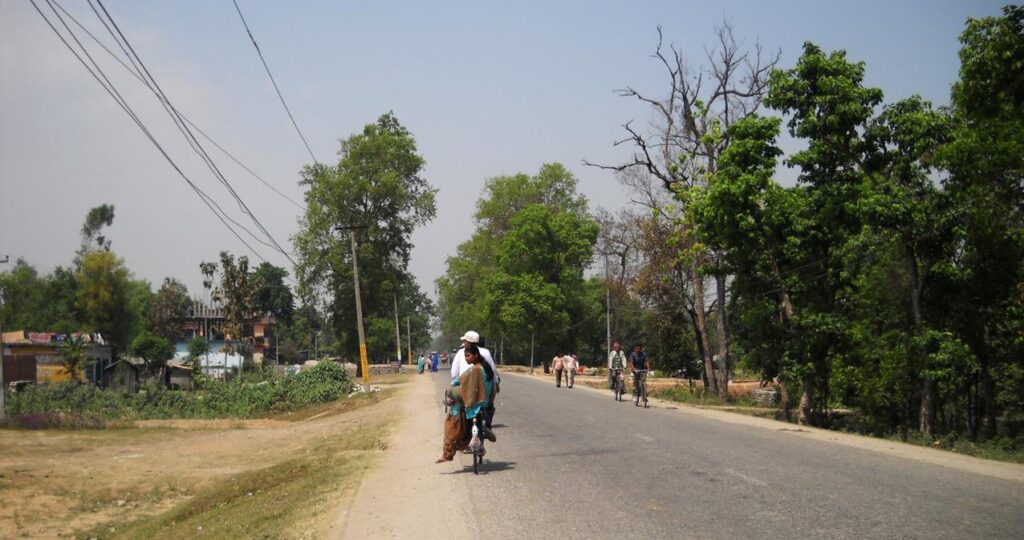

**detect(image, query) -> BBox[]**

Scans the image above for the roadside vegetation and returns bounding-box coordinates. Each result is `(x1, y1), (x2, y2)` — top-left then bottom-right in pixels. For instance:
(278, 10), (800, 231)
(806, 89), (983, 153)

(4, 361), (354, 428)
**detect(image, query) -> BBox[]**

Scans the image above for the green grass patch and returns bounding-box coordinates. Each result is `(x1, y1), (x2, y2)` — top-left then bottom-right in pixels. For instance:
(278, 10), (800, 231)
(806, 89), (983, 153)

(77, 422), (390, 540)
(650, 385), (762, 408)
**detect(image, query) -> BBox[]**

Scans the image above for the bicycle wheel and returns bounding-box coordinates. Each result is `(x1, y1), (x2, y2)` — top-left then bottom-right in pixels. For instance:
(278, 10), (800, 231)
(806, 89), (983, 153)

(473, 452), (481, 474)
(643, 383), (649, 408)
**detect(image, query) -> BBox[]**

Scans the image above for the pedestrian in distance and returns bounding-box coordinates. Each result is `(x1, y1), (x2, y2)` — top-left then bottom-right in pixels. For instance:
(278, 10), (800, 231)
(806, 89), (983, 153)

(417, 352), (425, 374)
(553, 355), (564, 387)
(563, 353), (577, 388)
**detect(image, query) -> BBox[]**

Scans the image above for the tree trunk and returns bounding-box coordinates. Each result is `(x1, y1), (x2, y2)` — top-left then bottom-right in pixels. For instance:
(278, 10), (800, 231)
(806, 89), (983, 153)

(919, 377), (936, 437)
(779, 378), (791, 422)
(980, 358), (996, 437)
(902, 240), (937, 438)
(798, 373), (815, 426)
(690, 260), (718, 398)
(713, 270), (730, 400)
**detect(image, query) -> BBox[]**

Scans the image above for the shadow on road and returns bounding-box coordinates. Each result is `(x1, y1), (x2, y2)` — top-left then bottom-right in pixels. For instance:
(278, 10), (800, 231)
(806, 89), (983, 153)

(444, 460), (517, 475)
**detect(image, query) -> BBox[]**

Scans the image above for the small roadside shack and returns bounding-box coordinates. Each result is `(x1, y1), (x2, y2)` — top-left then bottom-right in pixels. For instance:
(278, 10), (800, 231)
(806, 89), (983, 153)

(1, 330), (112, 387)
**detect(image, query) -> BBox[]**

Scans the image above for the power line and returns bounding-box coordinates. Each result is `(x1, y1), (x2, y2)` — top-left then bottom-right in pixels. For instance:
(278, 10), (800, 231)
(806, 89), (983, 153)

(51, 0), (304, 211)
(231, 0), (320, 166)
(59, 0), (281, 256)
(31, 0), (270, 264)
(92, 0), (298, 266)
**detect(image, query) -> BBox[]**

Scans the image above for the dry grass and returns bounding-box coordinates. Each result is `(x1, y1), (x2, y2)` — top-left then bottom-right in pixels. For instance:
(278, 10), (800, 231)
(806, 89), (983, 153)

(0, 388), (404, 538)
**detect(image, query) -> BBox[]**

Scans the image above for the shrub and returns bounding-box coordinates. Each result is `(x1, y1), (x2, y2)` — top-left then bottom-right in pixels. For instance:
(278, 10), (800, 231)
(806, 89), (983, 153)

(5, 361), (355, 427)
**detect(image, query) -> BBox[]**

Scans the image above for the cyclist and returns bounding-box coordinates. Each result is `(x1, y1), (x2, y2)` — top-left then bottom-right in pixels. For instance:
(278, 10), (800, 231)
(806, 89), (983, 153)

(608, 341), (627, 394)
(629, 343), (651, 397)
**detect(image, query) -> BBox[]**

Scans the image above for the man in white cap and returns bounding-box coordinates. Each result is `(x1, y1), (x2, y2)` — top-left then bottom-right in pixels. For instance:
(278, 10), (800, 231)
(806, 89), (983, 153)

(451, 330), (497, 381)
(451, 330), (499, 430)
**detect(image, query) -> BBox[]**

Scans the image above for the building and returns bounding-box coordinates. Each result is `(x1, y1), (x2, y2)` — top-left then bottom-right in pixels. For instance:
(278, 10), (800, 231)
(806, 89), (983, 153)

(175, 299), (277, 379)
(1, 330), (112, 386)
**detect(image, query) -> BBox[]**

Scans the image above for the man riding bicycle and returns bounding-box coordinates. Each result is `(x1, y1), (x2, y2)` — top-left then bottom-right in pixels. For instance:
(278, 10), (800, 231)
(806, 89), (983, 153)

(608, 341), (627, 393)
(629, 343), (651, 396)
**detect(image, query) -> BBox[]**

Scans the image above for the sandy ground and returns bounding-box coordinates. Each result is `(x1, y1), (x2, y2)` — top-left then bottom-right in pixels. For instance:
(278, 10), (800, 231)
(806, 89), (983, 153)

(334, 373), (476, 539)
(0, 393), (400, 539)
(511, 371), (1024, 484)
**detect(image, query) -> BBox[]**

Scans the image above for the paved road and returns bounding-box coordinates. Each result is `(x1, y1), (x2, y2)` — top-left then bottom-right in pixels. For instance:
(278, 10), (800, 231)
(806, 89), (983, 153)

(431, 371), (1023, 539)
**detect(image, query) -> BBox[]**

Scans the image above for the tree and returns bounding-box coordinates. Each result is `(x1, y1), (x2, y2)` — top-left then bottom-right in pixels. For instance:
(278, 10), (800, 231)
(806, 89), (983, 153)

(437, 164), (598, 362)
(76, 204), (115, 264)
(294, 112), (437, 372)
(251, 263), (294, 324)
(76, 251), (133, 355)
(130, 332), (175, 382)
(587, 23), (780, 399)
(201, 252), (256, 364)
(58, 334), (92, 382)
(147, 278), (190, 342)
(936, 5), (1024, 437)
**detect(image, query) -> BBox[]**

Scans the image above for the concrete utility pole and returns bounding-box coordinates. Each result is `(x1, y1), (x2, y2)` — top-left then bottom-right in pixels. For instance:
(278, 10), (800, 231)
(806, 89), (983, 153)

(343, 227), (370, 384)
(335, 226), (372, 387)
(606, 287), (611, 370)
(529, 331), (535, 375)
(0, 255), (7, 418)
(406, 316), (412, 367)
(393, 293), (401, 372)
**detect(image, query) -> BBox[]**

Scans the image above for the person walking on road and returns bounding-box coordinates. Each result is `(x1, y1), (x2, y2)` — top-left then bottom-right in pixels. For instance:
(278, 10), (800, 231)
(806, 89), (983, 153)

(563, 353), (577, 388)
(417, 353), (425, 374)
(553, 355), (564, 387)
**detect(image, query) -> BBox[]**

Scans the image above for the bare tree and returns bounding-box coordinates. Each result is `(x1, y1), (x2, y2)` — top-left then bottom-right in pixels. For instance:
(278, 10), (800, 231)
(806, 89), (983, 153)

(586, 22), (779, 399)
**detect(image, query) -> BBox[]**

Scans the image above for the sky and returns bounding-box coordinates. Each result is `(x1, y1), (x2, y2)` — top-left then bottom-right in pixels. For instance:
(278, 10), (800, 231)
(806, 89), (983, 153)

(0, 0), (1008, 302)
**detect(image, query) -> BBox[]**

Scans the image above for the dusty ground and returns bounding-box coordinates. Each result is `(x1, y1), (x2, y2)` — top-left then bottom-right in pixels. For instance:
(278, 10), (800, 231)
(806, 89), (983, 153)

(334, 372), (475, 539)
(0, 389), (400, 539)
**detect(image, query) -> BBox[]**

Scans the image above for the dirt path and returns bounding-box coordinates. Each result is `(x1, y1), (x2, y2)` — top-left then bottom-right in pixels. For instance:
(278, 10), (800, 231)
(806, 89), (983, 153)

(334, 373), (475, 539)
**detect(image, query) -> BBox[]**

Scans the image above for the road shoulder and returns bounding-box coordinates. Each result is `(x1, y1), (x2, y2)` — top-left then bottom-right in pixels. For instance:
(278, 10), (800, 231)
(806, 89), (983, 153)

(333, 373), (475, 539)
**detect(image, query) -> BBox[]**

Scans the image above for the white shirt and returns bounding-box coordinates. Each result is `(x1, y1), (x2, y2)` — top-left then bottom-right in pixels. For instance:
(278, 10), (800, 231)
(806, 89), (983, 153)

(451, 345), (498, 382)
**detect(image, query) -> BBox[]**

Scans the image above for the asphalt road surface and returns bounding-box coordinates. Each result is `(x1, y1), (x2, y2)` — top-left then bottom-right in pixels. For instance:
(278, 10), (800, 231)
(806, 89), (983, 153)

(431, 371), (1023, 539)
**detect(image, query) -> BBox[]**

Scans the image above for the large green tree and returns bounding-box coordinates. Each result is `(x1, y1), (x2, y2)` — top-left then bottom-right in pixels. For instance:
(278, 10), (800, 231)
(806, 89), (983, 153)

(76, 251), (133, 355)
(294, 113), (436, 372)
(437, 164), (598, 362)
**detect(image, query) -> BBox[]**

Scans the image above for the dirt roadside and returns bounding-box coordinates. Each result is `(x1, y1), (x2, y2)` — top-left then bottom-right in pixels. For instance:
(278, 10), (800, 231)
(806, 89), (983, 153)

(0, 390), (398, 539)
(506, 371), (1024, 484)
(333, 373), (476, 539)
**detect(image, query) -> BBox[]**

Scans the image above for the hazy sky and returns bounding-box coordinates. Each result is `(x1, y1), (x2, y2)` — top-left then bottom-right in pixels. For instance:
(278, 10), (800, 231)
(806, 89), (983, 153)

(0, 0), (1006, 301)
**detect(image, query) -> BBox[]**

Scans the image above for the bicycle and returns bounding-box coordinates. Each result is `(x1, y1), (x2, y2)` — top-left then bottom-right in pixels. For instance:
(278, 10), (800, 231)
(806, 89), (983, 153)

(611, 369), (625, 401)
(463, 416), (486, 474)
(633, 369), (649, 408)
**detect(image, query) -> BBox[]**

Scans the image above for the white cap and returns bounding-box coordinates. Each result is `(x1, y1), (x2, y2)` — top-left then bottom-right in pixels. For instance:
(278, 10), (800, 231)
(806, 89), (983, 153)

(459, 330), (480, 343)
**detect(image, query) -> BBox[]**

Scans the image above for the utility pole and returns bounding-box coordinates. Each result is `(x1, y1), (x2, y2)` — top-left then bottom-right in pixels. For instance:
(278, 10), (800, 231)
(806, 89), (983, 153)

(340, 226), (370, 385)
(393, 293), (401, 372)
(529, 331), (535, 375)
(606, 287), (612, 369)
(0, 255), (8, 418)
(406, 316), (412, 367)
(499, 333), (504, 366)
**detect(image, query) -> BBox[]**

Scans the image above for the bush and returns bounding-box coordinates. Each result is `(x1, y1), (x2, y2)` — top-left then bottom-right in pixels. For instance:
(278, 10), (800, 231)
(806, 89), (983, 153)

(4, 361), (355, 427)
